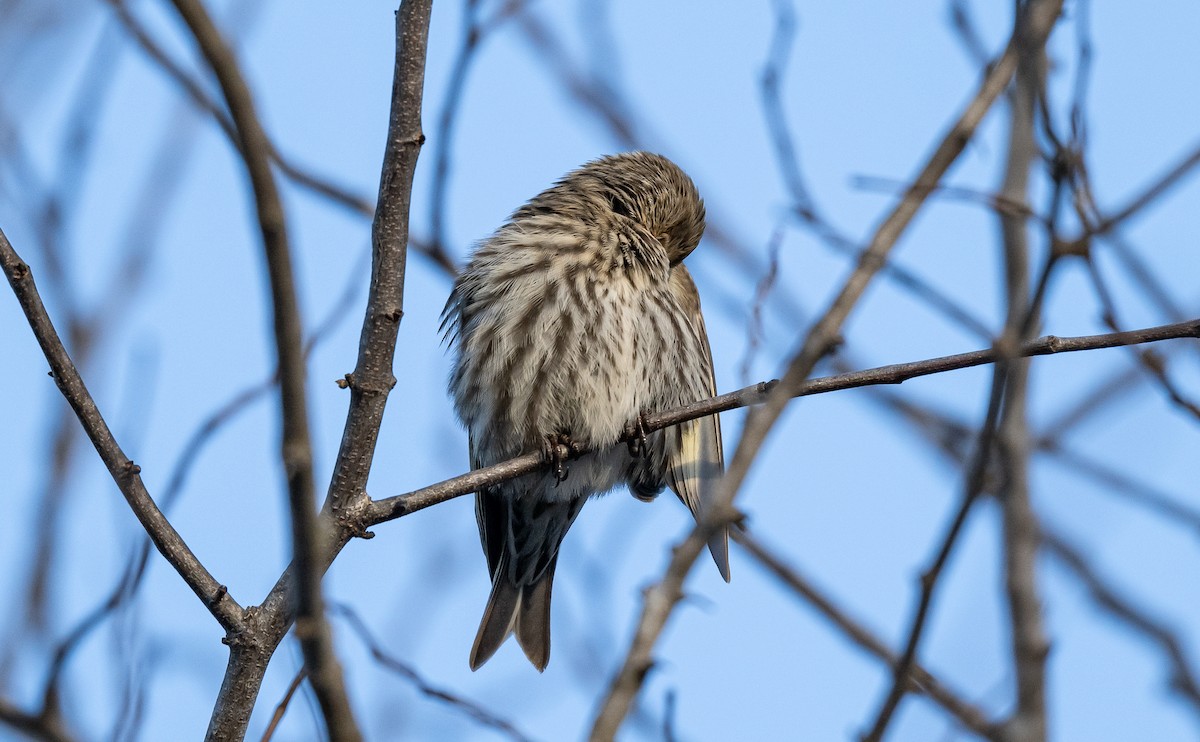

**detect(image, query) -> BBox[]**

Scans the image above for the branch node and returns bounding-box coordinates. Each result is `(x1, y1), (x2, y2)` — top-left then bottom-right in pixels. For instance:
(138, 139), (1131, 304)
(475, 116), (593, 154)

(7, 260), (29, 280)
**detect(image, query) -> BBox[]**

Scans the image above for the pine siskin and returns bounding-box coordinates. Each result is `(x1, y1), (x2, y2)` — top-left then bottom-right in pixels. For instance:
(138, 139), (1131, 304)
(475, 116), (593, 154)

(442, 151), (727, 671)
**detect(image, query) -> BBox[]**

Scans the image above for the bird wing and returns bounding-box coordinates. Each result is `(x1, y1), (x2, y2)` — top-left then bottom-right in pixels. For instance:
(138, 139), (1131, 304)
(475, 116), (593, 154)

(470, 431), (506, 580)
(666, 267), (730, 581)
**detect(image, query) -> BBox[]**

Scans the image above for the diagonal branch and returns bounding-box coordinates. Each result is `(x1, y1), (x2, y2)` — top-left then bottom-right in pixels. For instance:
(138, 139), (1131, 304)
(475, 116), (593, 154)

(329, 604), (533, 742)
(0, 226), (243, 631)
(163, 0), (354, 736)
(589, 2), (1064, 734)
(734, 530), (999, 738)
(1042, 530), (1200, 718)
(204, 2), (432, 737)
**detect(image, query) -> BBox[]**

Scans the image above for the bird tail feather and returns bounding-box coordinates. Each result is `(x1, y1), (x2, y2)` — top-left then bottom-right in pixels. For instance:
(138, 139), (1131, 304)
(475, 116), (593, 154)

(470, 554), (556, 671)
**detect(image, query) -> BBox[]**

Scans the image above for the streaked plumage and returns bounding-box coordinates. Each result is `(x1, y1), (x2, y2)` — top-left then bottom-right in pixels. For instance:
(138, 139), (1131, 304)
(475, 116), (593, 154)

(442, 151), (727, 671)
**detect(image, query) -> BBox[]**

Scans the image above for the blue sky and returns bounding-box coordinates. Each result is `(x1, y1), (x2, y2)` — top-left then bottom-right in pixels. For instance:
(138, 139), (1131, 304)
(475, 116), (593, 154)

(2, 1), (1200, 739)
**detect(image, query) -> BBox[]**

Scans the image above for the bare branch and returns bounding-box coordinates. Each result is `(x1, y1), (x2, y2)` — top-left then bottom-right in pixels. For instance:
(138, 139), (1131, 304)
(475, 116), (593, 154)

(0, 226), (243, 630)
(204, 1), (432, 737)
(862, 362), (1010, 742)
(103, 0), (457, 276)
(0, 698), (72, 742)
(162, 0), (355, 734)
(329, 604), (532, 742)
(260, 667), (308, 742)
(369, 318), (1200, 526)
(1042, 531), (1200, 719)
(1082, 256), (1200, 422)
(757, 0), (994, 341)
(1090, 140), (1200, 239)
(993, 36), (1049, 740)
(590, 3), (1063, 732)
(104, 0), (369, 218)
(734, 530), (998, 738)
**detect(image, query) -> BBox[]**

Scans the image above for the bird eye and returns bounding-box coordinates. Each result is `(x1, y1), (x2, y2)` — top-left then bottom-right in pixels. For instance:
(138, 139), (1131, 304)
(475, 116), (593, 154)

(607, 192), (632, 219)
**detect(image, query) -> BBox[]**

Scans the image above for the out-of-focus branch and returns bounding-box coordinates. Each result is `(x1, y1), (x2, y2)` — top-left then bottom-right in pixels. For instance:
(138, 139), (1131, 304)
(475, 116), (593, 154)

(1082, 239), (1200, 423)
(1042, 531), (1200, 717)
(993, 32), (1049, 740)
(102, 0), (457, 277)
(1087, 140), (1200, 239)
(734, 530), (998, 738)
(428, 0), (525, 258)
(163, 0), (355, 735)
(0, 226), (243, 631)
(329, 604), (532, 742)
(0, 698), (72, 742)
(31, 242), (373, 733)
(839, 349), (1200, 542)
(759, 0), (994, 341)
(103, 0), (368, 216)
(1039, 443), (1200, 537)
(590, 2), (1063, 733)
(260, 668), (308, 742)
(862, 363), (1009, 742)
(204, 2), (432, 737)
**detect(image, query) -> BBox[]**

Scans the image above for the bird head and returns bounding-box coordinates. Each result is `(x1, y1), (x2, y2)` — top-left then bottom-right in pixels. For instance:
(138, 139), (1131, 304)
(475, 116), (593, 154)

(585, 152), (707, 264)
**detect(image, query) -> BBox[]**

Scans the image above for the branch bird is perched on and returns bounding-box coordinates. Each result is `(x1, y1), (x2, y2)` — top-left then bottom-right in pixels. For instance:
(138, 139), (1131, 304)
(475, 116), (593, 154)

(443, 151), (727, 671)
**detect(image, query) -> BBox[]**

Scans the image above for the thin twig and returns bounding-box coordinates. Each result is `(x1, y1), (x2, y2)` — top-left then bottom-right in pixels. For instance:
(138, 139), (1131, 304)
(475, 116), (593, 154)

(103, 0), (457, 275)
(1042, 530), (1200, 718)
(260, 667), (309, 742)
(861, 362), (1010, 742)
(757, 0), (995, 341)
(368, 318), (1200, 525)
(329, 603), (533, 742)
(735, 530), (998, 738)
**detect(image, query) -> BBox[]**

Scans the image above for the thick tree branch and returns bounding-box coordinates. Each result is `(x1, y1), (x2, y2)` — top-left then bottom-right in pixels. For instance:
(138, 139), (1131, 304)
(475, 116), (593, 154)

(204, 2), (432, 737)
(0, 697), (72, 742)
(164, 0), (355, 736)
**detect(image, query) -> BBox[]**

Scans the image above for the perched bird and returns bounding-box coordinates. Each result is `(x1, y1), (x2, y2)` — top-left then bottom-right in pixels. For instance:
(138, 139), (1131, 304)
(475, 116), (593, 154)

(442, 152), (727, 671)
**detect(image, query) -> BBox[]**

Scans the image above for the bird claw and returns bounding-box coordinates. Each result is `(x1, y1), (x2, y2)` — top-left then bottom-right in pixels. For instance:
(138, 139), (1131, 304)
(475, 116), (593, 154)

(542, 433), (577, 485)
(625, 412), (650, 459)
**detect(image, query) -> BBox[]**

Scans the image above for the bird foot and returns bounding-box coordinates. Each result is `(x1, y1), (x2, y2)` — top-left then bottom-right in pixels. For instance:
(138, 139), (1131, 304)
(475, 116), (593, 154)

(625, 411), (650, 459)
(542, 433), (579, 485)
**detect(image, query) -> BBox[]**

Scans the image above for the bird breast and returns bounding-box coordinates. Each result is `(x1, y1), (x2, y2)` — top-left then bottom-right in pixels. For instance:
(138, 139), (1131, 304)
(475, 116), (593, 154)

(451, 226), (675, 463)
